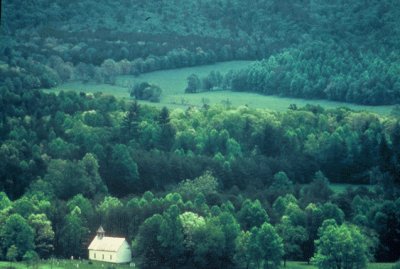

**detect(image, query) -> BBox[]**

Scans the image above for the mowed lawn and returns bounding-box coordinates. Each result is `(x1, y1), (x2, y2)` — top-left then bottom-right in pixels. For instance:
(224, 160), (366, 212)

(44, 61), (395, 115)
(0, 261), (394, 269)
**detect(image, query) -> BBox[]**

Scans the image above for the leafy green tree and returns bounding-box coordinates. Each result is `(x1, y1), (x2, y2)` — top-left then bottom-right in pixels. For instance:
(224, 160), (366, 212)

(59, 207), (89, 258)
(6, 245), (18, 266)
(276, 216), (308, 267)
(96, 196), (126, 235)
(67, 194), (94, 222)
(273, 194), (298, 219)
(249, 222), (284, 269)
(107, 144), (139, 195)
(192, 218), (225, 269)
(300, 171), (333, 206)
(157, 107), (176, 151)
(179, 211), (206, 250)
(267, 171), (294, 203)
(313, 220), (371, 269)
(121, 100), (141, 142)
(237, 199), (269, 231)
(235, 231), (252, 269)
(44, 154), (106, 200)
(215, 212), (241, 267)
(0, 214), (35, 260)
(23, 250), (39, 268)
(158, 205), (185, 268)
(177, 171), (219, 200)
(28, 214), (55, 258)
(130, 82), (162, 102)
(185, 74), (201, 93)
(0, 192), (12, 210)
(101, 59), (119, 84)
(134, 214), (164, 268)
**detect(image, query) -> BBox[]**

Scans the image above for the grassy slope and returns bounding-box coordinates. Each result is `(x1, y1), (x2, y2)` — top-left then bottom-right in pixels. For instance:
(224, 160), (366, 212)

(44, 61), (395, 115)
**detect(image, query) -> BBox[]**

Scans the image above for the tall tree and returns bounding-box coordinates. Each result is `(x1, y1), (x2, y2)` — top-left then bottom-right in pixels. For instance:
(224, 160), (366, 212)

(28, 214), (55, 258)
(121, 100), (141, 142)
(313, 220), (371, 269)
(249, 222), (284, 269)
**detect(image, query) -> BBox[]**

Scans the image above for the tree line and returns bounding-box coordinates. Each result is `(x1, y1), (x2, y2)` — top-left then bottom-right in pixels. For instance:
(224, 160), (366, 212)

(2, 0), (400, 105)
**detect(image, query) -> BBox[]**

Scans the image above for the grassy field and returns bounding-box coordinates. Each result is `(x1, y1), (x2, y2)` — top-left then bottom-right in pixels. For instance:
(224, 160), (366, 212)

(0, 260), (135, 269)
(0, 260), (394, 269)
(44, 61), (395, 115)
(286, 261), (395, 269)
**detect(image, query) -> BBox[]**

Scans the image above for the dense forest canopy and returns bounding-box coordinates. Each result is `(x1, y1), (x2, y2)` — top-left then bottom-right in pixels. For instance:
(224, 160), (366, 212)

(1, 1), (400, 268)
(2, 0), (400, 104)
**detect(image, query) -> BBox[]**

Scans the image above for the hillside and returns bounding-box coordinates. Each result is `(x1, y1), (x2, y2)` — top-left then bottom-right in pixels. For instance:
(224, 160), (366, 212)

(0, 1), (400, 268)
(2, 0), (400, 104)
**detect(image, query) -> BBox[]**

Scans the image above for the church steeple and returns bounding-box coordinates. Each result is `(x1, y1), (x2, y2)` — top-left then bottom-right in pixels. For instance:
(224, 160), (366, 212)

(97, 226), (105, 239)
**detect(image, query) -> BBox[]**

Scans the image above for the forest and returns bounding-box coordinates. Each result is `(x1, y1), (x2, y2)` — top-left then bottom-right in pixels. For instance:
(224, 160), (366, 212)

(1, 0), (400, 269)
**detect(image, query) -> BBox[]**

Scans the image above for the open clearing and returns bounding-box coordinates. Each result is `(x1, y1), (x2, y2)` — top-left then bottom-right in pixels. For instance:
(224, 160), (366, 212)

(44, 61), (395, 115)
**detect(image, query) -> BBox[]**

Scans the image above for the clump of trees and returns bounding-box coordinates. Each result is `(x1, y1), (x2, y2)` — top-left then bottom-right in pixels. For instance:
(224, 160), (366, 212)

(129, 82), (162, 102)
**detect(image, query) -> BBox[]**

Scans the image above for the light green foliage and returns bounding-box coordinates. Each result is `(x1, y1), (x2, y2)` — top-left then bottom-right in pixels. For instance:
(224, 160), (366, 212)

(0, 214), (35, 260)
(313, 220), (371, 269)
(177, 171), (219, 200)
(179, 212), (206, 249)
(67, 194), (93, 221)
(0, 192), (12, 211)
(6, 245), (18, 262)
(273, 194), (298, 218)
(97, 196), (123, 215)
(28, 214), (55, 258)
(22, 250), (39, 268)
(235, 231), (252, 269)
(46, 61), (394, 115)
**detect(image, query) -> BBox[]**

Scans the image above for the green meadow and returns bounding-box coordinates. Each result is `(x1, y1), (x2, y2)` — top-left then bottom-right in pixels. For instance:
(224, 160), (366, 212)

(0, 260), (394, 269)
(44, 61), (395, 115)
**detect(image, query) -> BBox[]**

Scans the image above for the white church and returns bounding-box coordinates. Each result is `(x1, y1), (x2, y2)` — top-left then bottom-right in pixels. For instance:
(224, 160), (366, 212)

(88, 226), (132, 264)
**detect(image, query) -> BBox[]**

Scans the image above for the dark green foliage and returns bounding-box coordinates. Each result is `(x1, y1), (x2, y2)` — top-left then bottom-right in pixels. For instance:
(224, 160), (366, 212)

(237, 199), (269, 231)
(129, 82), (162, 103)
(224, 41), (400, 105)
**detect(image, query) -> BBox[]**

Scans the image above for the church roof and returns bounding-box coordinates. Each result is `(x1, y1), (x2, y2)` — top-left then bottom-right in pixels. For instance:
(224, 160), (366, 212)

(97, 226), (105, 233)
(88, 236), (127, 252)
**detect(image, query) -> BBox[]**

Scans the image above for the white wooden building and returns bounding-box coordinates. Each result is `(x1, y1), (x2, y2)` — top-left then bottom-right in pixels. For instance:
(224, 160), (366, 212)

(88, 226), (132, 264)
